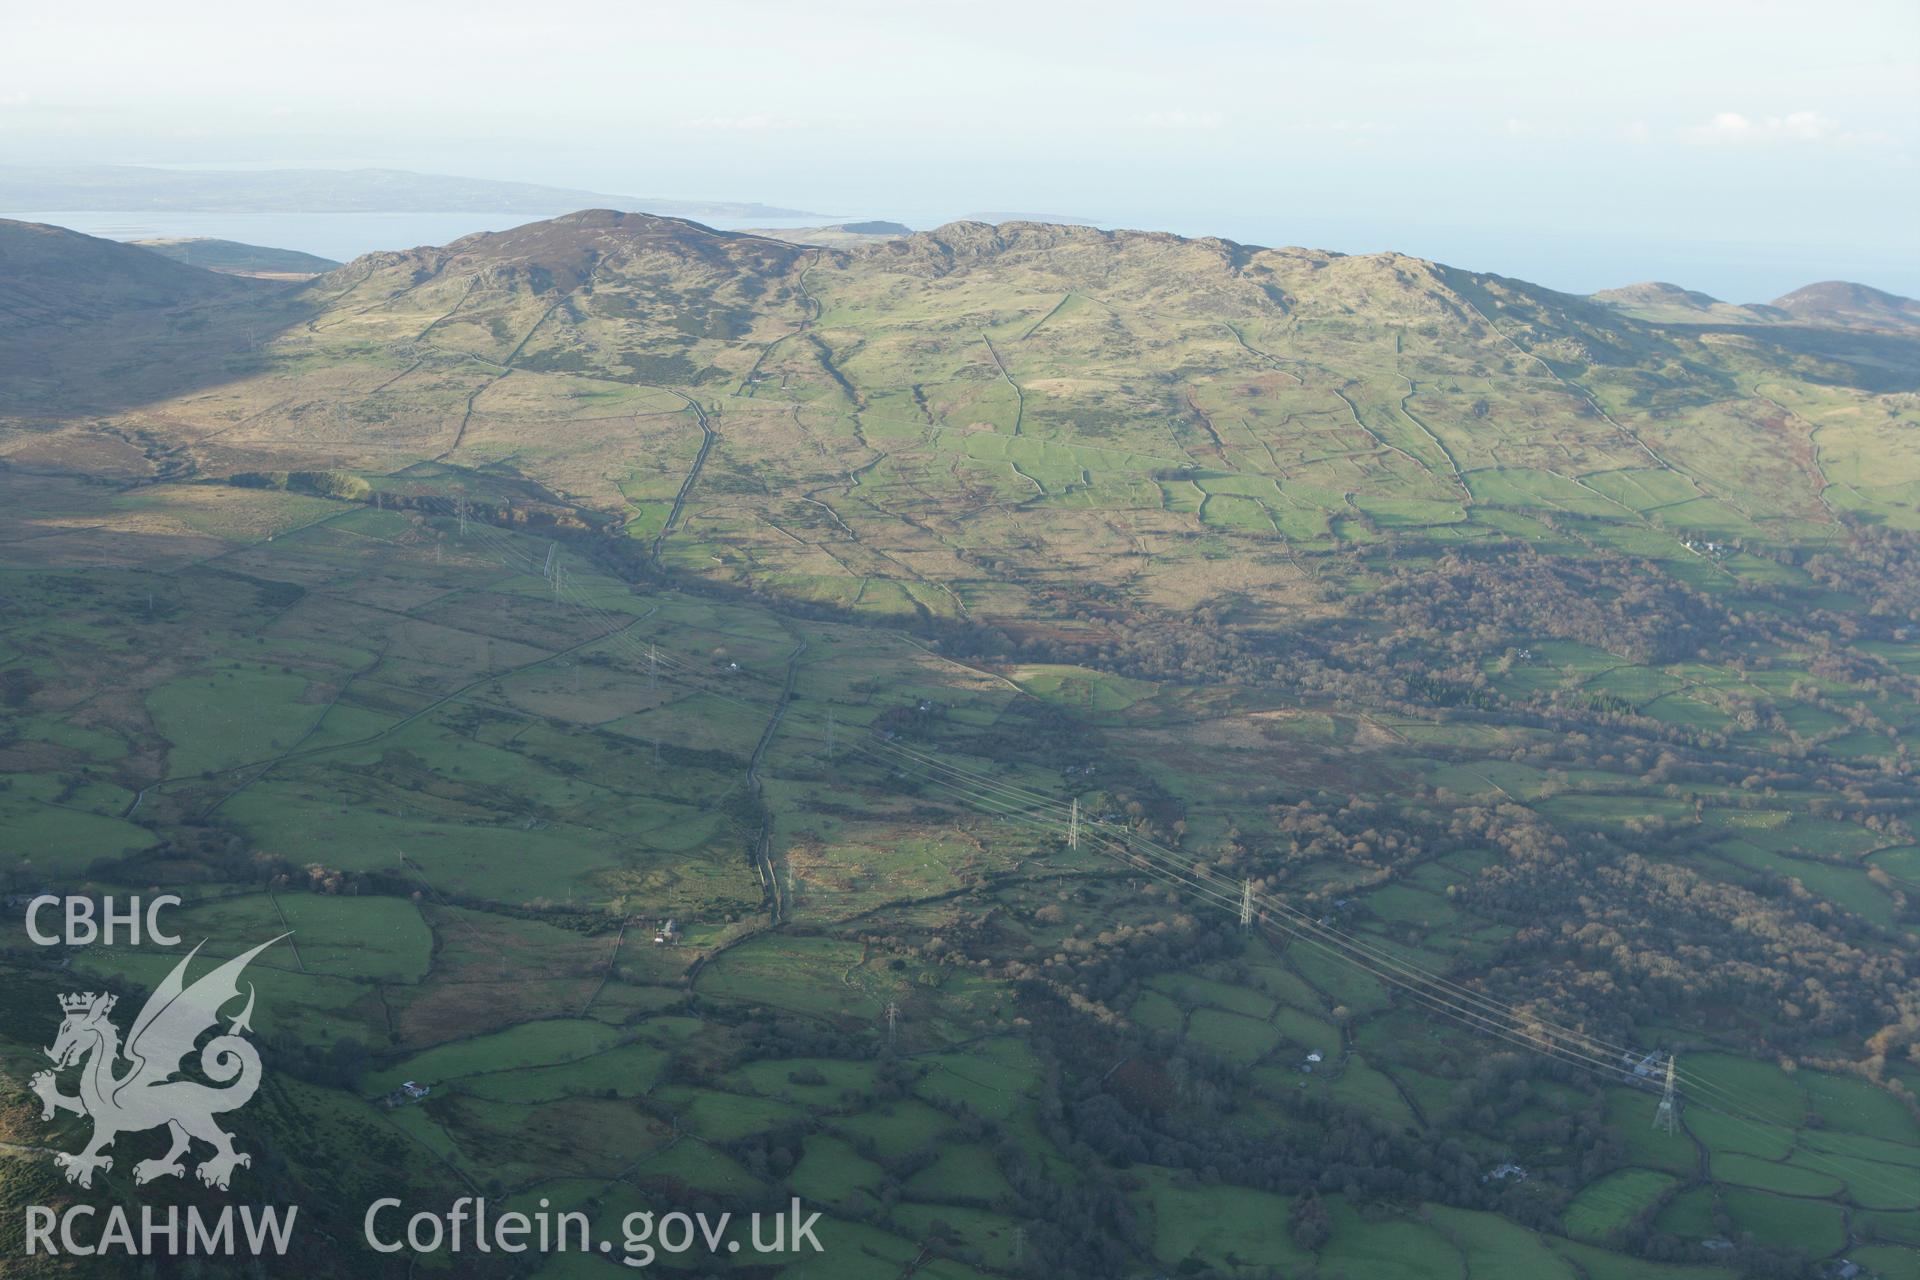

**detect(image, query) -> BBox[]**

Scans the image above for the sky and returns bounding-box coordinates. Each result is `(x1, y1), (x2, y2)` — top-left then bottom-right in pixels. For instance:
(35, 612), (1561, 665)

(3, 0), (1916, 299)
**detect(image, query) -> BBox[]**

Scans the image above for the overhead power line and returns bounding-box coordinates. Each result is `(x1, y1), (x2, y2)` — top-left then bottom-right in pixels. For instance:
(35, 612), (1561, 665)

(415, 499), (1920, 1202)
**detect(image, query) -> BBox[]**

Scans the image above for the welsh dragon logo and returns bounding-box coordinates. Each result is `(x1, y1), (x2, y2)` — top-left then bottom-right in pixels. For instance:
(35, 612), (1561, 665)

(31, 935), (285, 1191)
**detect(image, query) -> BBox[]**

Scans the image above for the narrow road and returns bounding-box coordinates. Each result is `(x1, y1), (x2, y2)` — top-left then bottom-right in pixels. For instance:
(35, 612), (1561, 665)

(1329, 385), (1431, 477)
(809, 333), (865, 409)
(1456, 291), (1687, 480)
(148, 609), (654, 807)
(979, 333), (1024, 435)
(1021, 291), (1075, 341)
(1220, 321), (1305, 385)
(580, 919), (628, 1015)
(652, 393), (716, 563)
(737, 249), (823, 397)
(439, 374), (505, 461)
(1184, 391), (1229, 457)
(436, 266), (598, 460)
(201, 637), (394, 817)
(746, 639), (806, 924)
(1396, 376), (1468, 491)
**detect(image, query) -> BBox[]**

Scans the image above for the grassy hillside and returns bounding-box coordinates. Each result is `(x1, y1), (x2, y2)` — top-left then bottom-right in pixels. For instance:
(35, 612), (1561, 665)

(0, 212), (1917, 1278)
(0, 217), (270, 334)
(131, 236), (342, 277)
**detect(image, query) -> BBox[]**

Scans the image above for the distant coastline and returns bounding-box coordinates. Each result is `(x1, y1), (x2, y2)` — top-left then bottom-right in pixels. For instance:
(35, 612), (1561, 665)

(0, 210), (832, 262)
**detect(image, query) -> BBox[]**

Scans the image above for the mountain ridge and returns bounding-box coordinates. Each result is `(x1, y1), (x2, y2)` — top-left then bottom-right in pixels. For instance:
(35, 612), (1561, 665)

(1770, 279), (1920, 331)
(283, 209), (1915, 338)
(131, 235), (341, 278)
(1591, 277), (1918, 331)
(313, 208), (808, 300)
(0, 217), (268, 334)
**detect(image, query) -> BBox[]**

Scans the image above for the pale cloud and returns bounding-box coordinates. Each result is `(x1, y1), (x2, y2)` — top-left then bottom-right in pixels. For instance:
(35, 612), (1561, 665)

(1499, 117), (1570, 140)
(1139, 109), (1225, 130)
(1680, 110), (1894, 146)
(676, 113), (797, 132)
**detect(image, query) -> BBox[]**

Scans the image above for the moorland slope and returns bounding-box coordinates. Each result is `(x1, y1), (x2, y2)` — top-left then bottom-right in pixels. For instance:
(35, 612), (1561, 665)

(1, 212), (1919, 1279)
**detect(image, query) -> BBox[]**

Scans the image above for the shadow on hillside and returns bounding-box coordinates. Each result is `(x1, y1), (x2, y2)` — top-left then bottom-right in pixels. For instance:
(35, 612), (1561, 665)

(1437, 265), (1920, 393)
(0, 280), (316, 419)
(1712, 324), (1920, 394)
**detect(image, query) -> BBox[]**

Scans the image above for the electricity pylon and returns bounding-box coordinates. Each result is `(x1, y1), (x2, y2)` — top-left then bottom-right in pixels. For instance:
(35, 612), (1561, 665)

(1068, 798), (1080, 850)
(1653, 1054), (1679, 1135)
(1240, 878), (1255, 929)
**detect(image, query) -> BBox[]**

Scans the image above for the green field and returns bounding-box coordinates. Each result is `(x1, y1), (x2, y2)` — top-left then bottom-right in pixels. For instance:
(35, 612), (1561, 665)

(2, 207), (1918, 1278)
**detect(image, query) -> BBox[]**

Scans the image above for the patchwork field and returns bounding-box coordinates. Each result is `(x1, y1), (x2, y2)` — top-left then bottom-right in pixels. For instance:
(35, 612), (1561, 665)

(2, 212), (1919, 1277)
